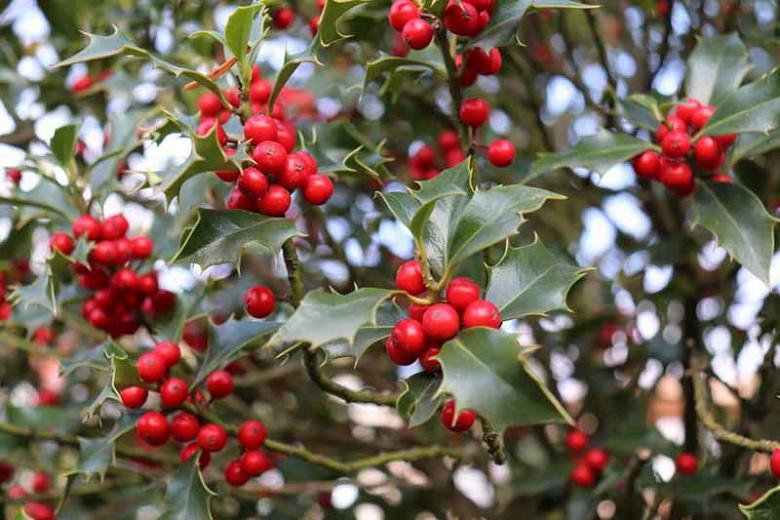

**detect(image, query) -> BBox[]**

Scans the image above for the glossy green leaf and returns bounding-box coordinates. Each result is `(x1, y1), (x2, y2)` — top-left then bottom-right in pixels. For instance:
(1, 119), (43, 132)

(528, 130), (654, 182)
(435, 328), (572, 432)
(269, 42), (320, 113)
(468, 0), (532, 49)
(486, 238), (589, 320)
(171, 208), (302, 269)
(685, 33), (750, 105)
(50, 124), (78, 169)
(224, 4), (262, 87)
(322, 303), (402, 362)
(161, 457), (216, 520)
(361, 56), (445, 101)
(9, 271), (57, 317)
(691, 181), (776, 285)
(0, 177), (75, 220)
(317, 0), (370, 47)
(729, 129), (780, 165)
(397, 372), (444, 427)
(739, 485), (780, 519)
(105, 341), (141, 396)
(268, 289), (395, 350)
(617, 94), (663, 129)
(191, 318), (280, 388)
(702, 70), (780, 137)
(60, 344), (110, 375)
(72, 412), (137, 482)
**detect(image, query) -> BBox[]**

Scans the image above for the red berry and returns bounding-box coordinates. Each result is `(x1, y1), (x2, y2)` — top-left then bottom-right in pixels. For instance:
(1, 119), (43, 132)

(419, 343), (442, 372)
(72, 74), (93, 92)
(245, 285), (275, 318)
(226, 188), (253, 211)
(8, 484), (26, 499)
(206, 370), (234, 399)
(655, 114), (687, 142)
(632, 150), (660, 180)
(198, 92), (223, 117)
(483, 48), (502, 75)
(72, 215), (102, 241)
(395, 259), (425, 294)
(238, 420), (267, 449)
(250, 80), (272, 105)
(252, 140), (288, 175)
(408, 303), (429, 321)
(120, 386), (148, 409)
(440, 400), (476, 432)
(391, 318), (427, 356)
(136, 411), (169, 446)
(31, 471), (50, 493)
(675, 98), (701, 123)
(712, 173), (733, 183)
(170, 412), (200, 442)
(571, 464), (595, 487)
(658, 159), (693, 192)
(445, 277), (480, 311)
(675, 452), (698, 476)
(275, 120), (297, 152)
(280, 152), (315, 190)
(88, 307), (110, 329)
(160, 377), (189, 408)
(244, 115), (278, 145)
(112, 268), (138, 291)
(770, 449), (780, 479)
(49, 232), (74, 256)
(584, 448), (610, 473)
(402, 19), (433, 50)
(136, 352), (168, 383)
(240, 450), (271, 477)
(693, 136), (720, 168)
(256, 185), (291, 216)
(137, 273), (159, 296)
(238, 167), (269, 197)
(153, 340), (181, 368)
(303, 174), (334, 205)
(438, 130), (460, 150)
(24, 502), (54, 520)
(91, 240), (118, 265)
(459, 97), (489, 128)
(197, 423), (227, 452)
(130, 236), (153, 259)
(462, 299), (501, 329)
(690, 105), (715, 129)
(225, 459), (249, 486)
(715, 133), (736, 149)
(565, 428), (588, 452)
(661, 131), (691, 158)
(389, 0), (420, 31)
(444, 0), (480, 36)
(196, 120), (227, 146)
(6, 167), (22, 184)
(386, 337), (417, 365)
(422, 303), (460, 341)
(487, 139), (515, 167)
(101, 214), (129, 240)
(180, 443), (211, 469)
(273, 7), (295, 29)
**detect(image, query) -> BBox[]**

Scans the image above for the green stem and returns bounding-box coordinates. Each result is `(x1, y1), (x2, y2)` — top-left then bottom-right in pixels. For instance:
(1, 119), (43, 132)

(479, 418), (506, 465)
(282, 239), (304, 306)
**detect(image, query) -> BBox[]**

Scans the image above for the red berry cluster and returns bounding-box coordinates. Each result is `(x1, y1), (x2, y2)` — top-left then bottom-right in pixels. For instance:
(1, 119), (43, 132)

(632, 98), (735, 197)
(565, 429), (610, 488)
(49, 214), (175, 337)
(195, 67), (334, 217)
(408, 130), (465, 180)
(2, 467), (54, 520)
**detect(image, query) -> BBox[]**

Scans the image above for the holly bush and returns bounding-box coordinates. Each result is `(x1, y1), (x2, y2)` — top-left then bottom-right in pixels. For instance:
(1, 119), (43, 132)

(1, 0), (780, 518)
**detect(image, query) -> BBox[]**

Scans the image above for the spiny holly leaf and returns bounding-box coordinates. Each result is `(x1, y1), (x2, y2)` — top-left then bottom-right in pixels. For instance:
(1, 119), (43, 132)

(317, 0), (371, 47)
(435, 328), (572, 432)
(9, 272), (57, 317)
(335, 144), (394, 180)
(447, 185), (564, 268)
(191, 318), (280, 388)
(161, 457), (216, 520)
(397, 372), (444, 427)
(50, 124), (78, 169)
(0, 176), (76, 221)
(60, 344), (110, 375)
(361, 56), (445, 101)
(617, 94), (664, 129)
(685, 33), (750, 105)
(702, 70), (780, 137)
(486, 238), (589, 320)
(156, 125), (238, 204)
(72, 412), (138, 482)
(268, 289), (395, 350)
(528, 130), (655, 183)
(322, 303), (403, 362)
(105, 341), (141, 396)
(172, 208), (301, 269)
(224, 4), (263, 88)
(467, 0), (532, 49)
(730, 129), (780, 166)
(691, 181), (776, 285)
(83, 383), (117, 421)
(269, 42), (321, 112)
(739, 485), (780, 519)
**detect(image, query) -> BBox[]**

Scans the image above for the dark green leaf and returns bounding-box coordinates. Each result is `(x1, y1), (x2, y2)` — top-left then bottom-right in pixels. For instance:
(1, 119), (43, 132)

(322, 303), (402, 361)
(317, 0), (369, 47)
(468, 0), (532, 49)
(435, 328), (572, 432)
(161, 457), (216, 520)
(617, 94), (663, 129)
(224, 4), (263, 87)
(397, 372), (444, 427)
(269, 43), (320, 113)
(702, 70), (780, 137)
(72, 412), (137, 482)
(686, 33), (750, 105)
(729, 129), (780, 165)
(9, 272), (57, 317)
(361, 56), (444, 101)
(486, 238), (589, 320)
(50, 124), (78, 169)
(105, 341), (141, 395)
(60, 344), (110, 375)
(740, 485), (780, 519)
(691, 181), (776, 285)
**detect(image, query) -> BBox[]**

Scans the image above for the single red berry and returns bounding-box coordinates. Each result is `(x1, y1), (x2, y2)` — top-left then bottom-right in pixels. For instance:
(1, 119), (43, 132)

(690, 105), (715, 129)
(444, 147), (465, 167)
(238, 420), (267, 449)
(422, 303), (460, 341)
(675, 98), (701, 123)
(72, 215), (102, 241)
(584, 448), (610, 473)
(152, 289), (176, 316)
(170, 412), (200, 442)
(676, 452), (698, 476)
(8, 483), (26, 500)
(391, 318), (427, 356)
(459, 97), (489, 128)
(180, 443), (211, 469)
(88, 307), (110, 329)
(402, 19), (433, 50)
(275, 120), (297, 152)
(693, 136), (720, 168)
(112, 268), (138, 291)
(226, 187), (253, 211)
(137, 273), (159, 296)
(389, 0), (420, 31)
(256, 185), (291, 217)
(658, 159), (693, 192)
(444, 0), (480, 36)
(238, 167), (270, 197)
(632, 150), (660, 180)
(120, 386), (148, 409)
(252, 140), (288, 175)
(101, 214), (129, 240)
(91, 240), (118, 265)
(240, 450), (271, 477)
(445, 277), (481, 311)
(273, 7), (295, 29)
(483, 48), (502, 75)
(303, 174), (334, 205)
(216, 163), (239, 183)
(661, 131), (691, 158)
(136, 411), (169, 446)
(206, 370), (234, 399)
(6, 168), (22, 184)
(72, 74), (93, 92)
(197, 423), (227, 452)
(225, 459), (249, 486)
(198, 92), (223, 117)
(31, 471), (50, 493)
(49, 232), (75, 256)
(386, 337), (417, 365)
(440, 400), (476, 432)
(770, 449), (780, 479)
(655, 114), (687, 142)
(129, 236), (153, 259)
(245, 285), (275, 318)
(715, 133), (736, 149)
(24, 502), (54, 520)
(250, 80), (272, 105)
(462, 299), (501, 329)
(571, 464), (596, 487)
(280, 151), (315, 190)
(487, 139), (516, 167)
(136, 352), (168, 383)
(565, 428), (589, 452)
(438, 130), (460, 150)
(419, 343), (442, 372)
(395, 259), (425, 294)
(160, 377), (189, 408)
(408, 303), (428, 321)
(153, 340), (181, 368)
(244, 115), (278, 144)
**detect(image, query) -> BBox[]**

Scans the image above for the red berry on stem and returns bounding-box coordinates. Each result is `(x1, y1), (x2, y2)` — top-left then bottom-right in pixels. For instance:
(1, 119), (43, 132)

(101, 214), (129, 240)
(303, 174), (334, 205)
(197, 423), (227, 452)
(112, 268), (138, 291)
(440, 400), (476, 432)
(49, 232), (75, 256)
(238, 419), (268, 449)
(6, 168), (22, 184)
(584, 448), (610, 473)
(693, 136), (720, 168)
(280, 152), (315, 190)
(24, 502), (54, 520)
(238, 167), (269, 197)
(206, 370), (234, 399)
(386, 337), (418, 365)
(487, 139), (516, 167)
(257, 185), (291, 216)
(389, 0), (420, 31)
(130, 236), (154, 258)
(419, 343), (442, 372)
(395, 259), (425, 294)
(402, 19), (433, 50)
(655, 115), (686, 142)
(571, 464), (595, 487)
(675, 98), (701, 123)
(658, 159), (693, 193)
(225, 460), (249, 486)
(422, 303), (460, 341)
(445, 277), (481, 311)
(180, 443), (211, 469)
(444, 0), (480, 36)
(459, 97), (489, 128)
(32, 471), (50, 493)
(226, 188), (253, 211)
(244, 115), (278, 144)
(170, 412), (200, 442)
(408, 303), (429, 321)
(196, 120), (227, 146)
(690, 105), (715, 129)
(120, 386), (148, 409)
(153, 340), (181, 368)
(252, 140), (288, 175)
(136, 352), (167, 383)
(462, 299), (501, 329)
(240, 450), (271, 477)
(676, 452), (698, 475)
(565, 428), (589, 452)
(273, 7), (295, 29)
(391, 318), (427, 356)
(198, 92), (223, 117)
(715, 133), (736, 149)
(661, 131), (691, 158)
(438, 130), (460, 150)
(160, 377), (189, 408)
(770, 449), (780, 479)
(72, 215), (102, 241)
(250, 80), (272, 104)
(632, 150), (660, 180)
(245, 285), (275, 318)
(136, 411), (169, 446)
